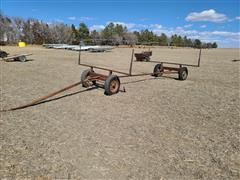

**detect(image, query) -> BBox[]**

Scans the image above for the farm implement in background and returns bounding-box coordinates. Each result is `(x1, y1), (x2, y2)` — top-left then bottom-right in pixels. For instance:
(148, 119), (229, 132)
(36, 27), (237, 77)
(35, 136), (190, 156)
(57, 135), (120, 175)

(0, 50), (32, 62)
(134, 49), (152, 61)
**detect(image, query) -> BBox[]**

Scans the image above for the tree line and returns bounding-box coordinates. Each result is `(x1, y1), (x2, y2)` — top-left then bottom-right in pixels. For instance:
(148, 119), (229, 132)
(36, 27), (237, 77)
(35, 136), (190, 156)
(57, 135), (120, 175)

(0, 12), (217, 48)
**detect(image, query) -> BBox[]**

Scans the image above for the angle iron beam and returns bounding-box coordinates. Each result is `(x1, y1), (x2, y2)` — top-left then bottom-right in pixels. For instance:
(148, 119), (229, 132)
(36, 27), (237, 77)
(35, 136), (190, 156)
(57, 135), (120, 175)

(149, 60), (198, 67)
(79, 63), (130, 76)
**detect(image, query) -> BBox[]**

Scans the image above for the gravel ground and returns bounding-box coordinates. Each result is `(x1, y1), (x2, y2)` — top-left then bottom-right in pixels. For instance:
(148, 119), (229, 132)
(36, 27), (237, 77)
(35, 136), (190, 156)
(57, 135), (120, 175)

(0, 46), (239, 179)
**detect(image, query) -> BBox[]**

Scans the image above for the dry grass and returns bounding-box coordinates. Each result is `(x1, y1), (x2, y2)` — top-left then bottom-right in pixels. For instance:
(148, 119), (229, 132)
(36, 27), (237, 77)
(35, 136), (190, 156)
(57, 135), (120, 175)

(0, 46), (239, 179)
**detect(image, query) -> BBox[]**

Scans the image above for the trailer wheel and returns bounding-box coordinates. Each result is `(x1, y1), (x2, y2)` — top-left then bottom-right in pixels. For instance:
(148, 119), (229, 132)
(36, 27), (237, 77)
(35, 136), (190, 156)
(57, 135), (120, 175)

(104, 75), (120, 95)
(0, 50), (8, 58)
(153, 64), (163, 77)
(178, 67), (188, 80)
(81, 69), (96, 87)
(18, 55), (26, 62)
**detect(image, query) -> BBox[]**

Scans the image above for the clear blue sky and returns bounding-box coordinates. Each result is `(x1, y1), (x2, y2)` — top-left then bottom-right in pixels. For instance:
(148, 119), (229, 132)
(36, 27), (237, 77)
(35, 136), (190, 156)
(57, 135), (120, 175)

(1, 0), (240, 47)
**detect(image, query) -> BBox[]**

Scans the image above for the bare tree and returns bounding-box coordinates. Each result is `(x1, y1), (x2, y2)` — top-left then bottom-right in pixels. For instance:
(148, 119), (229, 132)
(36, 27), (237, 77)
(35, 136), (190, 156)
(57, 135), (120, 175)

(0, 12), (13, 43)
(12, 17), (25, 41)
(49, 23), (73, 44)
(123, 32), (138, 45)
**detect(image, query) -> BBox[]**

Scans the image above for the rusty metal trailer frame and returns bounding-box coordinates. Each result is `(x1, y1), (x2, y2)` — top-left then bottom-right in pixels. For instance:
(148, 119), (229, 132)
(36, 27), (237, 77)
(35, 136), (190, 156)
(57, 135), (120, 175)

(149, 48), (202, 68)
(78, 46), (202, 95)
(150, 48), (202, 80)
(78, 49), (153, 95)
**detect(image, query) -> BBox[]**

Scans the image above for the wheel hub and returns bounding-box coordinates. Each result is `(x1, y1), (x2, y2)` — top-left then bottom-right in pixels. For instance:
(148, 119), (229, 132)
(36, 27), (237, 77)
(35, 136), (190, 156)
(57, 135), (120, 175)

(182, 71), (187, 78)
(110, 80), (119, 93)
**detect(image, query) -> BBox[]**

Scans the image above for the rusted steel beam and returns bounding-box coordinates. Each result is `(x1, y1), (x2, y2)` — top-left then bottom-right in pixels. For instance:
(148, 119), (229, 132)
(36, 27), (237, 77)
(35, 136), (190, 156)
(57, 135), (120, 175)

(162, 61), (198, 67)
(78, 44), (81, 65)
(89, 72), (109, 79)
(162, 71), (179, 74)
(119, 73), (153, 78)
(197, 48), (202, 67)
(162, 66), (180, 71)
(2, 81), (81, 111)
(79, 63), (130, 76)
(129, 49), (134, 75)
(149, 60), (198, 67)
(88, 75), (107, 81)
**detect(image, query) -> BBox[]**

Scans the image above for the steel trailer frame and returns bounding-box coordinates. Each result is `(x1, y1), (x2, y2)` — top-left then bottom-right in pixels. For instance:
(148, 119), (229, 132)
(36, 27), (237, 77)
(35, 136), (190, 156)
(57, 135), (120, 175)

(78, 46), (202, 95)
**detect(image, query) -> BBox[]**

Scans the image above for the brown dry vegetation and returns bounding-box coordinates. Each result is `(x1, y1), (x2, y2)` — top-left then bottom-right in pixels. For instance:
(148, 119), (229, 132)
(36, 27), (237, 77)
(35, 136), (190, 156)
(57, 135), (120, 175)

(0, 46), (239, 179)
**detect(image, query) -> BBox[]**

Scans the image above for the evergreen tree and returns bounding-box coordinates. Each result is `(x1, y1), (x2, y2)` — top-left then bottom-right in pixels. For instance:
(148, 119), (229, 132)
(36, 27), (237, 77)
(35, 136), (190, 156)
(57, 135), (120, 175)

(78, 23), (90, 40)
(194, 39), (202, 48)
(212, 42), (218, 48)
(158, 33), (168, 46)
(71, 24), (79, 44)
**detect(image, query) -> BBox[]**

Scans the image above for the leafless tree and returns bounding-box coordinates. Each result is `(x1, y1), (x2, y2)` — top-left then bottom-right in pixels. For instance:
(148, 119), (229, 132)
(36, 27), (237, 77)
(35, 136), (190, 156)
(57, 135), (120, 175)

(123, 32), (138, 45)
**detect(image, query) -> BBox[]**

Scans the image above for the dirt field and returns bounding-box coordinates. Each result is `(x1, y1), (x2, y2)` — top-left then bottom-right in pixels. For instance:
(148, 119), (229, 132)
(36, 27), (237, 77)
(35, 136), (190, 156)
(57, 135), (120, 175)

(0, 46), (239, 179)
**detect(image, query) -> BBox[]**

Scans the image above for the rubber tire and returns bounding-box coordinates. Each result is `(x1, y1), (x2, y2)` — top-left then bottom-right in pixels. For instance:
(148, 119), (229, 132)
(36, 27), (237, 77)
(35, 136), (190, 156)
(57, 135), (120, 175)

(0, 51), (8, 58)
(153, 64), (162, 77)
(104, 75), (120, 95)
(18, 56), (26, 62)
(81, 69), (91, 87)
(178, 67), (188, 80)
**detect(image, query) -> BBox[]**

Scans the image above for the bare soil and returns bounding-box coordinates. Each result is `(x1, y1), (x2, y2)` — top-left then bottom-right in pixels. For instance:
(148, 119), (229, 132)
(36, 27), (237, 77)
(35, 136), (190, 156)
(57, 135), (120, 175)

(0, 46), (239, 179)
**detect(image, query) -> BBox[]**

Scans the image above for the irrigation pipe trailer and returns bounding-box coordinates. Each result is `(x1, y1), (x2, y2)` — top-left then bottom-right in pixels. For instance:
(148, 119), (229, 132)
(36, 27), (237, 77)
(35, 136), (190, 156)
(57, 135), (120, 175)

(78, 46), (202, 95)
